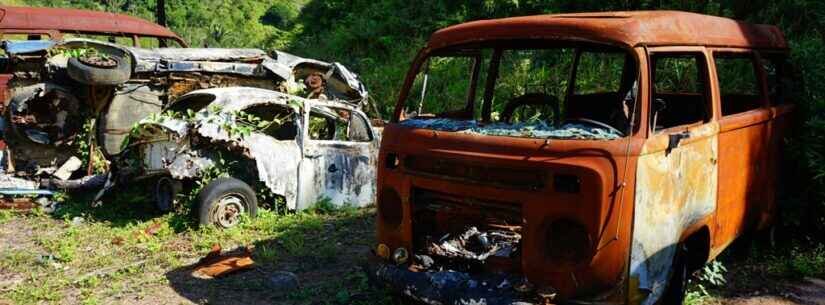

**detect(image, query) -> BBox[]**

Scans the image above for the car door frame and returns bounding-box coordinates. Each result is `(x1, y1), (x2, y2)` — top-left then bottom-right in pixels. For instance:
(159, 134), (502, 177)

(709, 48), (773, 250)
(629, 46), (720, 305)
(296, 100), (378, 210)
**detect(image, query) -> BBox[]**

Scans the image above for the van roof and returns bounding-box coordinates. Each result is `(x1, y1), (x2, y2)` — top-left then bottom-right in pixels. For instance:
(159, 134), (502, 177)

(0, 6), (182, 41)
(427, 11), (787, 50)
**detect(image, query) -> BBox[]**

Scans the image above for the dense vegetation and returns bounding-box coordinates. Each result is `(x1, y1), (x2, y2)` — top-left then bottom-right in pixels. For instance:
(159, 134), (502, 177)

(2, 0), (824, 236)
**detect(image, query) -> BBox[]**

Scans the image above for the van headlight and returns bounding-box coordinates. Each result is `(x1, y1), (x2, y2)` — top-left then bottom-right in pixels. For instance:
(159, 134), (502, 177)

(392, 247), (409, 265)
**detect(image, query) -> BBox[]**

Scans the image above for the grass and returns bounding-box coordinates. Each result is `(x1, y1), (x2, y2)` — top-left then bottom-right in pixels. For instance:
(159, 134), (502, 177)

(0, 191), (395, 305)
(2, 189), (822, 305)
(684, 234), (825, 305)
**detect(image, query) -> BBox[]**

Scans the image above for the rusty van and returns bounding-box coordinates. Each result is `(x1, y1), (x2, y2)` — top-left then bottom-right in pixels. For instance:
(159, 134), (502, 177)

(369, 11), (795, 305)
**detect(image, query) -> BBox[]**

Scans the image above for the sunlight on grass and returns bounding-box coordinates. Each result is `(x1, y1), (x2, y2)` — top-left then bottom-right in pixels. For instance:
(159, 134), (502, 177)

(0, 194), (386, 305)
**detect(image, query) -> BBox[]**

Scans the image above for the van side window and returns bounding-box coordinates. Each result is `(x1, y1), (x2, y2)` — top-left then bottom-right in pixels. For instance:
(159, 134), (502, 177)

(761, 54), (798, 106)
(651, 54), (711, 132)
(714, 53), (764, 115)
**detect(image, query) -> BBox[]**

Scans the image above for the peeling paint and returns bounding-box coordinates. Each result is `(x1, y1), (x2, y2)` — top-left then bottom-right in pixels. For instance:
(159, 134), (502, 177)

(631, 123), (719, 304)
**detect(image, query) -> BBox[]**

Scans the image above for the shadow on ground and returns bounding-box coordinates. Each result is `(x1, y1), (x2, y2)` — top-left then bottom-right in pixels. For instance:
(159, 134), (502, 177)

(163, 209), (395, 305)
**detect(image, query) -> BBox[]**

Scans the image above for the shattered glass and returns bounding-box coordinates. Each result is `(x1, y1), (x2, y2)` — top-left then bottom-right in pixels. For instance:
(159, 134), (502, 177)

(400, 119), (622, 140)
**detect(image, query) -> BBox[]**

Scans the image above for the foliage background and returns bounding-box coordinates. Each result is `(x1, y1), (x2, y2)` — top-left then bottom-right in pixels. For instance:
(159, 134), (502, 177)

(1, 0), (824, 237)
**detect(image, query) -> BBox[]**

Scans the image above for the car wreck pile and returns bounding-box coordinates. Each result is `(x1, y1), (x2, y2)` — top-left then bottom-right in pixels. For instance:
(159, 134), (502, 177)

(0, 37), (376, 225)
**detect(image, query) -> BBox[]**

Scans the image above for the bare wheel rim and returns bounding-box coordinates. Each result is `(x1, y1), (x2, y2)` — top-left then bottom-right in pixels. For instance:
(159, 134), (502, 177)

(210, 193), (246, 228)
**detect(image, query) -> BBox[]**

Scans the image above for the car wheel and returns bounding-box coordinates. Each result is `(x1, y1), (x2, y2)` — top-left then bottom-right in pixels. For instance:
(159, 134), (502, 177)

(660, 244), (688, 305)
(67, 55), (131, 86)
(196, 177), (257, 228)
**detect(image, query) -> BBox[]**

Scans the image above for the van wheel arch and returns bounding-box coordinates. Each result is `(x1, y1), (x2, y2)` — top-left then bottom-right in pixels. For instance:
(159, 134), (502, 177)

(681, 226), (711, 273)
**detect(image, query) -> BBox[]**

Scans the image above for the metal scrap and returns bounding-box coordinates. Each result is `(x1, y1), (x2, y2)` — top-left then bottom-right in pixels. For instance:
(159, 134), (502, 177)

(427, 226), (521, 261)
(193, 244), (255, 279)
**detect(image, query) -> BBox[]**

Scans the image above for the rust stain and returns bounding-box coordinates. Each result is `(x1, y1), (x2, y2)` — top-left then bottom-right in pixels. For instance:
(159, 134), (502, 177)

(0, 197), (35, 210)
(0, 5), (185, 45)
(193, 244), (255, 279)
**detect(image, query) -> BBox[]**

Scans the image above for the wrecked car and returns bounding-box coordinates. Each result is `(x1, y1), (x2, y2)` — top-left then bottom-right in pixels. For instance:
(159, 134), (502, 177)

(0, 5), (186, 208)
(113, 87), (378, 227)
(0, 6), (370, 212)
(370, 11), (795, 305)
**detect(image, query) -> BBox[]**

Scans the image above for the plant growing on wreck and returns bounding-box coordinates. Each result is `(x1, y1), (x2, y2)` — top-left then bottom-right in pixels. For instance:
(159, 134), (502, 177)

(74, 118), (108, 174)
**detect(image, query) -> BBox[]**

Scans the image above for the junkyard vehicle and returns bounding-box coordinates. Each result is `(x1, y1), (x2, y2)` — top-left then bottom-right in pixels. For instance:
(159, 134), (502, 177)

(0, 5), (185, 207)
(0, 6), (369, 210)
(370, 11), (795, 305)
(115, 87), (378, 227)
(0, 6), (187, 47)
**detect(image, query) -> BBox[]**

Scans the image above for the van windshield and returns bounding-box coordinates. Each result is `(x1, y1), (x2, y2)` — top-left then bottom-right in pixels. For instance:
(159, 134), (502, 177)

(398, 43), (638, 140)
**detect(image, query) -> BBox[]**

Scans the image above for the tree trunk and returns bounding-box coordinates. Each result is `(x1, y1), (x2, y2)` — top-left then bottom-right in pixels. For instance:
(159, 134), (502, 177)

(156, 0), (167, 27)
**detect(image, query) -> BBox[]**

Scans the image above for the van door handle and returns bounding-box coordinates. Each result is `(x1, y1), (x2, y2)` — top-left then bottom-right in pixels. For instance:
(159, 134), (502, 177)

(666, 132), (690, 156)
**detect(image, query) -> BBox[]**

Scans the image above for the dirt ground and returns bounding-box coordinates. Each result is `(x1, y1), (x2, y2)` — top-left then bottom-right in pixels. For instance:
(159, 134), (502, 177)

(0, 200), (822, 305)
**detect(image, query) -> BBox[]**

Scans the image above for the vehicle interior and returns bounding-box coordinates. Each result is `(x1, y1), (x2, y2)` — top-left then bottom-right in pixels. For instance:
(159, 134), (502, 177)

(649, 53), (712, 132)
(308, 106), (371, 142)
(402, 40), (641, 137)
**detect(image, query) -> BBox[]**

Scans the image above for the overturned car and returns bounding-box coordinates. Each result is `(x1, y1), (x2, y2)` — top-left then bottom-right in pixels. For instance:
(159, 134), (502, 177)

(111, 87), (378, 227)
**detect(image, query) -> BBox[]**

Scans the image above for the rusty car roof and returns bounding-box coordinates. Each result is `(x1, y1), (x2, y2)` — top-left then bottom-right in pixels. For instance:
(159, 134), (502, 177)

(427, 11), (787, 50)
(0, 6), (181, 40)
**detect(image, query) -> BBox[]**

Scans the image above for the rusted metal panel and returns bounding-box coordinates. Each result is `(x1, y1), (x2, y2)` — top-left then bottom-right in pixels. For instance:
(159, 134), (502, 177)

(630, 122), (719, 305)
(0, 6), (183, 43)
(427, 11), (787, 51)
(714, 109), (771, 249)
(374, 10), (791, 305)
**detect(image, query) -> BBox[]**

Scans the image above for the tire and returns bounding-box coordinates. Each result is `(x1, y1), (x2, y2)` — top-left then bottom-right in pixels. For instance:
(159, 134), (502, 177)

(660, 244), (688, 305)
(67, 55), (131, 86)
(196, 177), (258, 228)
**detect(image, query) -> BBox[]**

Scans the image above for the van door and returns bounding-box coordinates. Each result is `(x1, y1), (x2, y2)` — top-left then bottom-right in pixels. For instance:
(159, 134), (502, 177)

(630, 50), (719, 305)
(712, 51), (771, 247)
(297, 104), (376, 210)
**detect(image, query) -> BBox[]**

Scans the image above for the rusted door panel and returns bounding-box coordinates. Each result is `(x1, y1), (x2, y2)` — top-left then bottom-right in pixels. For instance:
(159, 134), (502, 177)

(630, 122), (718, 305)
(714, 109), (770, 247)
